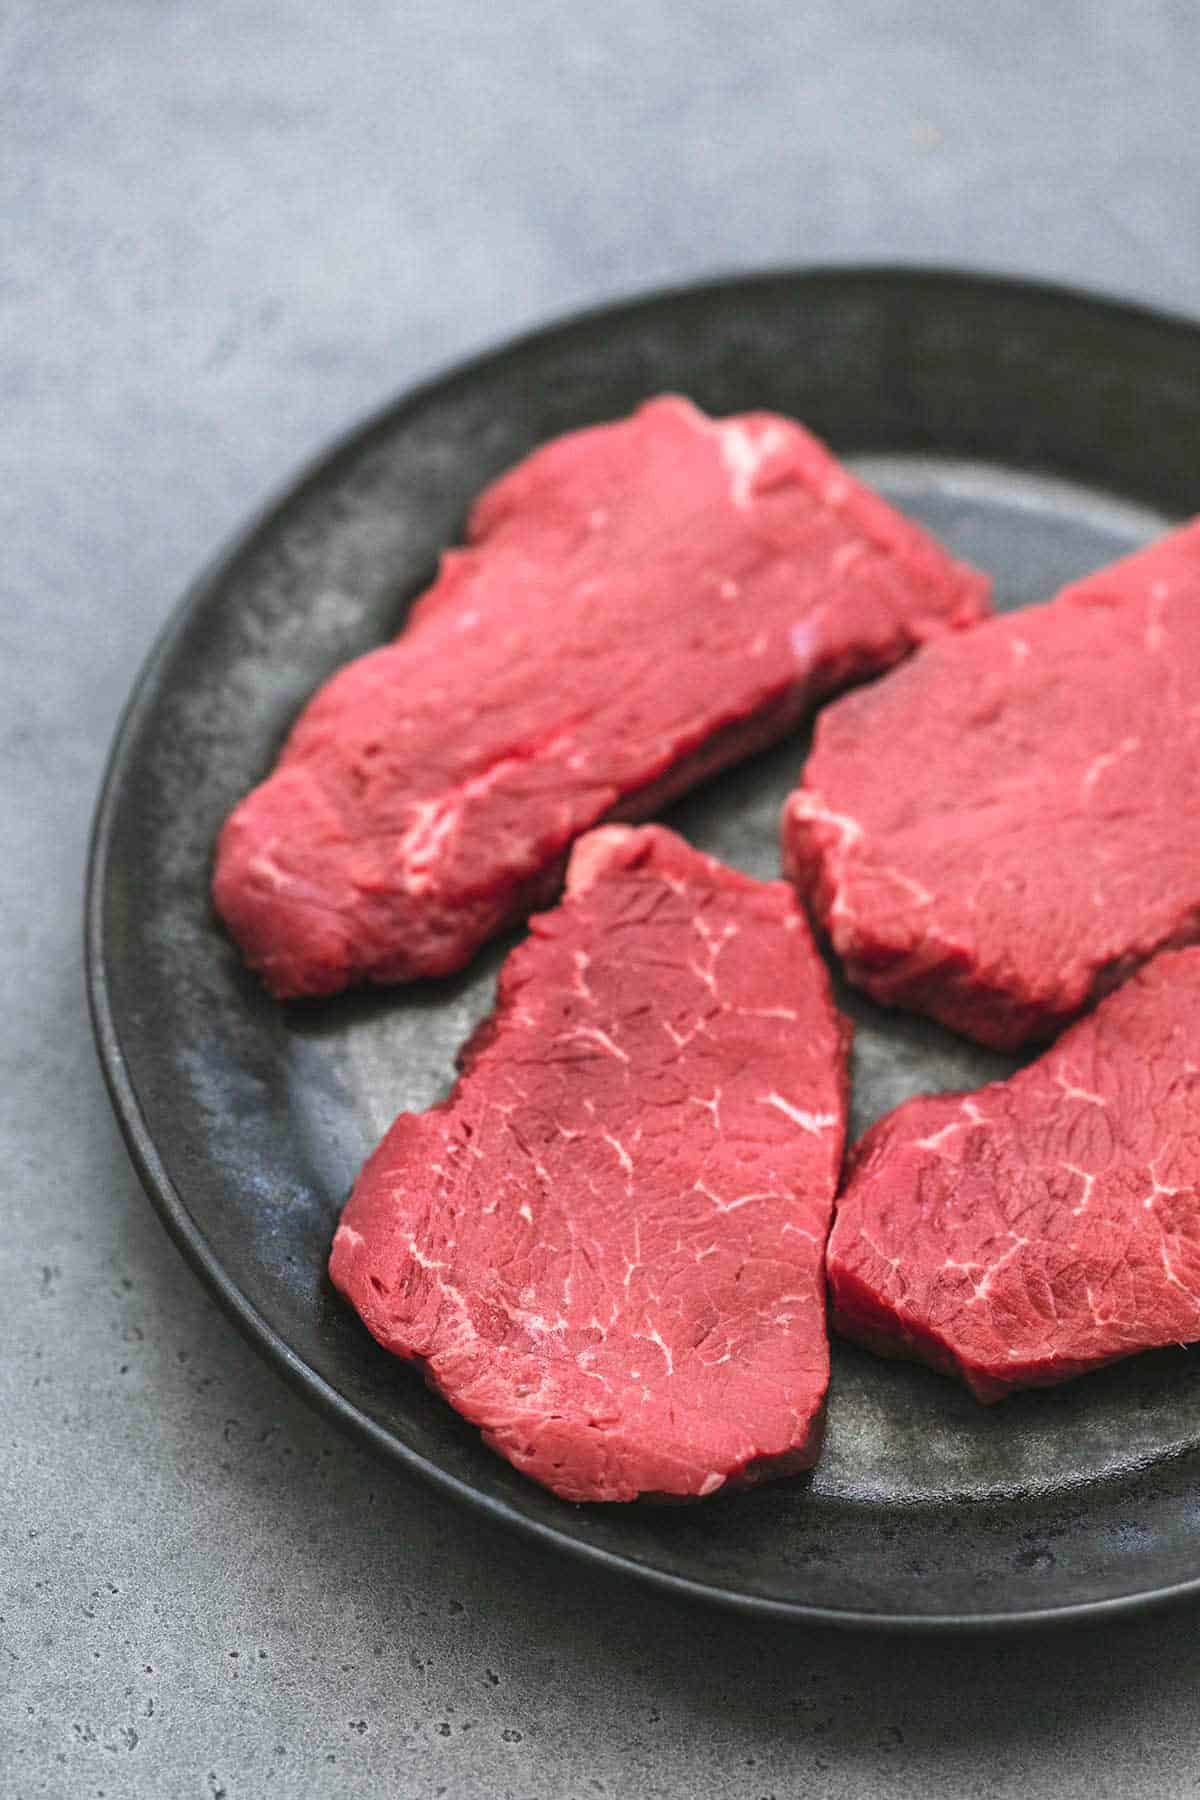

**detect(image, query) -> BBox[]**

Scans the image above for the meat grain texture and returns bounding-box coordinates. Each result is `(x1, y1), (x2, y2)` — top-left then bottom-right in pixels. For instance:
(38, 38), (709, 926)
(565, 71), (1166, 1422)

(828, 949), (1200, 1401)
(215, 395), (988, 996)
(329, 825), (850, 1502)
(784, 521), (1200, 1049)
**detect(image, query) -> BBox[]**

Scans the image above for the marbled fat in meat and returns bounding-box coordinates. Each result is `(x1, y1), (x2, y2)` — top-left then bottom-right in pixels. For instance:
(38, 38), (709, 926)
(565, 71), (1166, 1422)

(330, 825), (850, 1502)
(784, 521), (1200, 1049)
(215, 396), (988, 996)
(828, 949), (1200, 1400)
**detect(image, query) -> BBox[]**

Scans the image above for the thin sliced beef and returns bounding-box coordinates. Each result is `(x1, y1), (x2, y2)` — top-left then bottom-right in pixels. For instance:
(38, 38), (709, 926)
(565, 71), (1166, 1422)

(215, 395), (988, 996)
(783, 521), (1200, 1050)
(329, 825), (850, 1502)
(828, 949), (1200, 1401)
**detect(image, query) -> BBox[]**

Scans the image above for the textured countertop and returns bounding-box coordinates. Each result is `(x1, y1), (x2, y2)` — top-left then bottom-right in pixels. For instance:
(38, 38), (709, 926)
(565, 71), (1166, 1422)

(5, 4), (1200, 1795)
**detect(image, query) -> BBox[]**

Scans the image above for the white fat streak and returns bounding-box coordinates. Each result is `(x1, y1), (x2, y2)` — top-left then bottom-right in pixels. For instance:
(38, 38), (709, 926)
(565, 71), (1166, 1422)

(1054, 1072), (1107, 1107)
(566, 1025), (630, 1064)
(642, 1327), (674, 1376)
(602, 1133), (635, 1178)
(397, 796), (463, 884)
(786, 790), (864, 849)
(1081, 735), (1141, 797)
(248, 848), (290, 890)
(940, 1234), (1029, 1302)
(689, 1091), (723, 1128)
(916, 1121), (965, 1152)
(715, 419), (788, 509)
(572, 949), (595, 1005)
(689, 913), (737, 995)
(1144, 1169), (1185, 1210)
(1063, 1162), (1096, 1215)
(883, 868), (933, 906)
(694, 1179), (780, 1216)
(1158, 1235), (1198, 1296)
(662, 1016), (711, 1050)
(399, 735), (576, 891)
(407, 1241), (449, 1273)
(761, 1092), (839, 1136)
(975, 1235), (1029, 1298)
(622, 1218), (643, 1291)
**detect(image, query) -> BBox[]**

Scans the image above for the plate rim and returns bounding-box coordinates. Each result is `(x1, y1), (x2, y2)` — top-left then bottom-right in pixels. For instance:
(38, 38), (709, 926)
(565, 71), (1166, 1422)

(86, 261), (1200, 1632)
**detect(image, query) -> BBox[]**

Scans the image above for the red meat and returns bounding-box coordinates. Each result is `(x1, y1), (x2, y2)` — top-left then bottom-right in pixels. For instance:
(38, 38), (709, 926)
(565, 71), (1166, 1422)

(828, 949), (1200, 1401)
(329, 825), (850, 1502)
(215, 396), (987, 996)
(783, 521), (1200, 1050)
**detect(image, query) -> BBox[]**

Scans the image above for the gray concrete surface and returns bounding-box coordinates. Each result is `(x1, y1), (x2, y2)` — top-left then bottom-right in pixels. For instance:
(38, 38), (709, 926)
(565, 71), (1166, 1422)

(4, 3), (1200, 1794)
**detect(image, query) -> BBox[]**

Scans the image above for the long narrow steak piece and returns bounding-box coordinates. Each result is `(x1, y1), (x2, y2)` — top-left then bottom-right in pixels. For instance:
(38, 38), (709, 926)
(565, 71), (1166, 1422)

(329, 825), (850, 1502)
(828, 950), (1200, 1401)
(215, 396), (988, 996)
(784, 521), (1200, 1050)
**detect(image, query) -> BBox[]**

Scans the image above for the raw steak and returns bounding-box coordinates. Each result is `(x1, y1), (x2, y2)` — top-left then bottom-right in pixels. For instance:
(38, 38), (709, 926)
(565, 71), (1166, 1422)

(783, 521), (1200, 1050)
(329, 824), (850, 1502)
(215, 395), (988, 997)
(828, 949), (1200, 1401)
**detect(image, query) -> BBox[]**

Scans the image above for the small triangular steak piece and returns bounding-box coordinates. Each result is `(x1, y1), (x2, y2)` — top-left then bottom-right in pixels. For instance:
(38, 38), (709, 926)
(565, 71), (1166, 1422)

(215, 396), (988, 997)
(783, 521), (1200, 1050)
(829, 949), (1200, 1401)
(330, 825), (850, 1502)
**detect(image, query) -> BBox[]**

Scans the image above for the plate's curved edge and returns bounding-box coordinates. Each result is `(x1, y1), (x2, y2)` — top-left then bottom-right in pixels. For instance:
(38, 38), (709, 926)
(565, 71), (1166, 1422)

(85, 262), (1200, 1632)
(78, 940), (1200, 1634)
(90, 261), (1200, 639)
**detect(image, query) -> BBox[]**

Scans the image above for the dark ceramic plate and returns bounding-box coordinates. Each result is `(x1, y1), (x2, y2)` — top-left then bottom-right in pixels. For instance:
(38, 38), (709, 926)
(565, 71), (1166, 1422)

(88, 269), (1200, 1629)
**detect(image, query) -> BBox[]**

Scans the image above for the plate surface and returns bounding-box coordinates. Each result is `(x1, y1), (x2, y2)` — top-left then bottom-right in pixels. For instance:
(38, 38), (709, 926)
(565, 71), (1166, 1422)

(88, 268), (1200, 1628)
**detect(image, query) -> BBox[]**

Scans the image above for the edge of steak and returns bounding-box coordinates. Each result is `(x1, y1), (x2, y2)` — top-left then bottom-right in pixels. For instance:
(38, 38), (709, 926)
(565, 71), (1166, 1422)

(783, 520), (1200, 1050)
(828, 948), (1200, 1401)
(329, 823), (851, 1502)
(215, 395), (989, 997)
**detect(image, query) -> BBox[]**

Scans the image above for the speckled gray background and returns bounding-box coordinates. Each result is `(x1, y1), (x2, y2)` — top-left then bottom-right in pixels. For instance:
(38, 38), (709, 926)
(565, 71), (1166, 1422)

(5, 4), (1200, 1795)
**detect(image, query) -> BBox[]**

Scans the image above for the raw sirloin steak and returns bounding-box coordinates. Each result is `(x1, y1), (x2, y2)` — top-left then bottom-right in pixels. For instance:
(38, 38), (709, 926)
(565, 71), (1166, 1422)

(329, 825), (850, 1502)
(784, 520), (1200, 1050)
(829, 949), (1200, 1401)
(215, 396), (988, 996)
